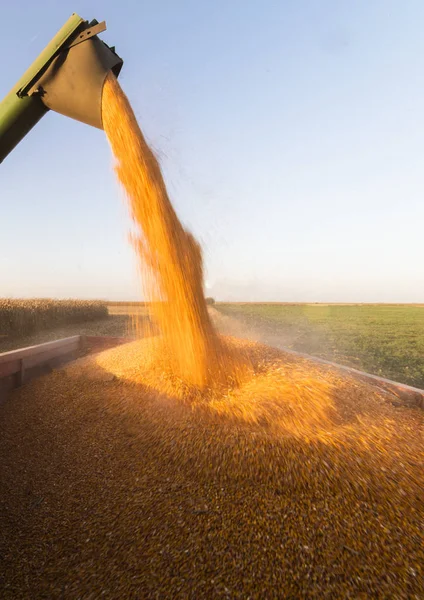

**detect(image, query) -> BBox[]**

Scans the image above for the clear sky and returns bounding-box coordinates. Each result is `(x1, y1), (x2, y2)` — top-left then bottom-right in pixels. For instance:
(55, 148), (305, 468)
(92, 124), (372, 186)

(1, 0), (423, 302)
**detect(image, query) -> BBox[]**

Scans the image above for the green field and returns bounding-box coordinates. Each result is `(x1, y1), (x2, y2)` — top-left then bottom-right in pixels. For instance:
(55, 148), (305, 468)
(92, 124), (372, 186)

(215, 303), (424, 389)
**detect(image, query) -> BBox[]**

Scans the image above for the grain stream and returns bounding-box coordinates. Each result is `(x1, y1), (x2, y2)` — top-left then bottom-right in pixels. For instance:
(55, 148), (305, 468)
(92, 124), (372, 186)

(102, 74), (238, 389)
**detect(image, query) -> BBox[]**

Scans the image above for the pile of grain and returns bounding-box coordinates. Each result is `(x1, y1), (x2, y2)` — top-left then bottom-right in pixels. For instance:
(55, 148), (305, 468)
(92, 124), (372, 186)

(0, 339), (422, 598)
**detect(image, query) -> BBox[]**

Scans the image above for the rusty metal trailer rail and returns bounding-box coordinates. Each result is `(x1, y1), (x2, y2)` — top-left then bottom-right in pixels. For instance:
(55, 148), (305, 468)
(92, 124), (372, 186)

(275, 346), (424, 410)
(0, 335), (127, 400)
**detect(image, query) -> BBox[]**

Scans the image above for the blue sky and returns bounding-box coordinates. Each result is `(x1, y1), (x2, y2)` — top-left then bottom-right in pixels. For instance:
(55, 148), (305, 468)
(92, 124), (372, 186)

(1, 0), (423, 302)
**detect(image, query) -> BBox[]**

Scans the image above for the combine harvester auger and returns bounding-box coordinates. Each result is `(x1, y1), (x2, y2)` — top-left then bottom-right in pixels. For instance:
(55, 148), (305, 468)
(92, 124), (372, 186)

(0, 13), (122, 163)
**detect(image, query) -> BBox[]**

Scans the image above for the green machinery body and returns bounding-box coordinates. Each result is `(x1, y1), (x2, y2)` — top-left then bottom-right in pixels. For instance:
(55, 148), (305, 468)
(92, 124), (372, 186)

(0, 13), (123, 163)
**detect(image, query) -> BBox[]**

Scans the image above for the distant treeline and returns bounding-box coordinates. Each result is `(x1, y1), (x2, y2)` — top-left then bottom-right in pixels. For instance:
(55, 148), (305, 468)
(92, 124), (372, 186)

(0, 299), (108, 338)
(107, 301), (147, 306)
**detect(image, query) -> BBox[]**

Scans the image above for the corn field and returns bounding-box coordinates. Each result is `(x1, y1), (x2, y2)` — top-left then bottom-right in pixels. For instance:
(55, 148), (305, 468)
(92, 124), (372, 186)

(0, 299), (108, 337)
